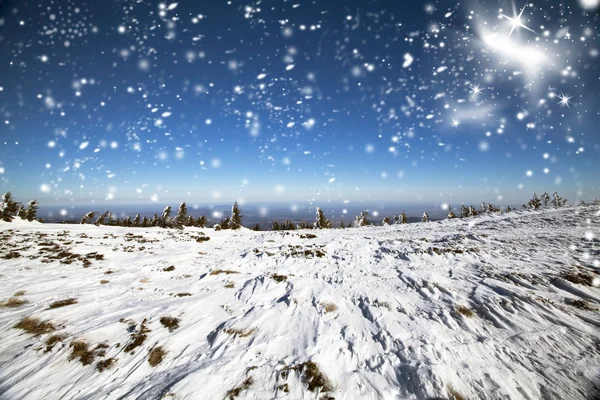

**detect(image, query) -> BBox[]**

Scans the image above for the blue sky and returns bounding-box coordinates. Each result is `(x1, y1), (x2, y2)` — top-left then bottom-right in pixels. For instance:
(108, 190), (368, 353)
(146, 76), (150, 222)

(0, 0), (598, 211)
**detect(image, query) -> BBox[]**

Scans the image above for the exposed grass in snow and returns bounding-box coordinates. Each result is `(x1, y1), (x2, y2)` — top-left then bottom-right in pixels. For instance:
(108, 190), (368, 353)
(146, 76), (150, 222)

(271, 273), (288, 283)
(14, 317), (55, 336)
(124, 319), (150, 353)
(226, 376), (253, 399)
(455, 305), (475, 318)
(147, 346), (166, 367)
(44, 334), (65, 353)
(159, 316), (180, 332)
(282, 361), (332, 393)
(1, 297), (28, 308)
(47, 298), (78, 309)
(210, 269), (240, 275)
(223, 328), (256, 338)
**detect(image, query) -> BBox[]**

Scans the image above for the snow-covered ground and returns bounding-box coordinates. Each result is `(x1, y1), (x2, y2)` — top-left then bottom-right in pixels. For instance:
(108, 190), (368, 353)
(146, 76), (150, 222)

(0, 206), (599, 400)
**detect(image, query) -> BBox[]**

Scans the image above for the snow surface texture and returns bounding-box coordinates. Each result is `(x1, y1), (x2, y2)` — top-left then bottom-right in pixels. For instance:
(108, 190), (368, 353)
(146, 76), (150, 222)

(0, 206), (599, 400)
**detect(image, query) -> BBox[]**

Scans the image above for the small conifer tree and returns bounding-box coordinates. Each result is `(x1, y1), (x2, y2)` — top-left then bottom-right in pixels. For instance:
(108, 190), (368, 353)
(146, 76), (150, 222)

(133, 214), (141, 227)
(229, 201), (243, 229)
(26, 200), (38, 221)
(176, 202), (188, 226)
(197, 216), (207, 228)
(81, 211), (96, 224)
(314, 207), (331, 229)
(422, 212), (430, 222)
(447, 206), (456, 219)
(400, 212), (407, 224)
(529, 193), (542, 210)
(355, 211), (369, 227)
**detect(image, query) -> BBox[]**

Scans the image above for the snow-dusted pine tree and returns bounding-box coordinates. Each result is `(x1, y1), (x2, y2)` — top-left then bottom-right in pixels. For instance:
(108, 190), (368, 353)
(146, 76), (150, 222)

(382, 217), (390, 226)
(552, 192), (567, 207)
(176, 202), (188, 226)
(400, 212), (407, 224)
(94, 211), (109, 226)
(25, 200), (38, 221)
(542, 192), (550, 207)
(528, 193), (541, 210)
(422, 212), (430, 222)
(197, 215), (206, 228)
(1, 192), (18, 222)
(133, 214), (141, 227)
(81, 212), (96, 224)
(160, 206), (172, 227)
(461, 205), (469, 218)
(229, 201), (243, 229)
(355, 211), (369, 227)
(314, 207), (331, 229)
(447, 206), (456, 219)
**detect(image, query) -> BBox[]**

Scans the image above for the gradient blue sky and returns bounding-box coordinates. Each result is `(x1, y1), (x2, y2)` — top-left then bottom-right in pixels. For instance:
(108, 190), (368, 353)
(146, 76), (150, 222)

(0, 0), (598, 211)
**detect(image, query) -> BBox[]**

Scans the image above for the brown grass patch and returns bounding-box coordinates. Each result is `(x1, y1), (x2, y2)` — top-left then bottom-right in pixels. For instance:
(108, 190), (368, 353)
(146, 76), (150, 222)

(148, 346), (166, 367)
(69, 340), (96, 365)
(14, 317), (55, 335)
(124, 319), (150, 353)
(14, 290), (26, 296)
(45, 334), (65, 352)
(210, 269), (240, 275)
(271, 274), (288, 283)
(175, 293), (191, 297)
(48, 298), (78, 309)
(456, 306), (474, 318)
(322, 303), (337, 313)
(1, 297), (28, 308)
(226, 377), (253, 399)
(96, 357), (117, 372)
(571, 299), (597, 311)
(163, 265), (175, 272)
(224, 282), (235, 288)
(160, 316), (180, 332)
(223, 328), (256, 338)
(100, 280), (109, 284)
(282, 361), (332, 392)
(561, 269), (595, 286)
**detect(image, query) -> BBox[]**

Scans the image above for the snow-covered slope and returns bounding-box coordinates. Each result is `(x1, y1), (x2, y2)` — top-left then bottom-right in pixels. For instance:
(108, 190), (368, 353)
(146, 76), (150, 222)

(0, 206), (599, 399)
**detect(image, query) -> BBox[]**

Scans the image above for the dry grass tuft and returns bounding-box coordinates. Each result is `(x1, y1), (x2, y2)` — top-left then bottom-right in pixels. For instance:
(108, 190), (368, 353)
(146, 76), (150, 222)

(224, 328), (256, 338)
(282, 361), (332, 393)
(322, 303), (337, 313)
(224, 282), (235, 288)
(175, 293), (191, 297)
(69, 340), (96, 365)
(561, 269), (595, 286)
(571, 299), (596, 311)
(100, 280), (110, 284)
(96, 357), (117, 372)
(159, 316), (180, 332)
(124, 319), (150, 353)
(163, 265), (175, 272)
(48, 298), (78, 309)
(45, 334), (65, 352)
(226, 377), (253, 399)
(148, 346), (166, 367)
(271, 274), (288, 283)
(14, 317), (55, 336)
(13, 290), (26, 296)
(456, 306), (474, 318)
(210, 269), (240, 275)
(1, 297), (28, 308)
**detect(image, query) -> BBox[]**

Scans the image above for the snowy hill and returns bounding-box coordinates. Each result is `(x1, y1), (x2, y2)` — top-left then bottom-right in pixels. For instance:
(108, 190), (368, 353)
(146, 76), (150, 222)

(0, 206), (599, 399)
